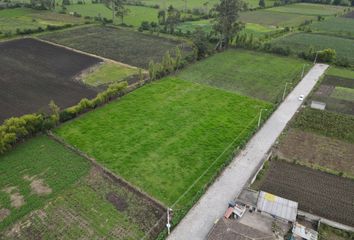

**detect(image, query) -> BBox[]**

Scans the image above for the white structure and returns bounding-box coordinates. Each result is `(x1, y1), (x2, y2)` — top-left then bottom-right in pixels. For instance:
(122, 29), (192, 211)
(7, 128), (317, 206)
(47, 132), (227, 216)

(292, 222), (318, 240)
(257, 191), (298, 222)
(310, 101), (326, 110)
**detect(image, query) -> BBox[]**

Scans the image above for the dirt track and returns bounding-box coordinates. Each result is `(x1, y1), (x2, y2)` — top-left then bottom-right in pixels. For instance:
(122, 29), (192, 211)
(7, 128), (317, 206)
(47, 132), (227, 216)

(259, 160), (354, 227)
(0, 38), (100, 123)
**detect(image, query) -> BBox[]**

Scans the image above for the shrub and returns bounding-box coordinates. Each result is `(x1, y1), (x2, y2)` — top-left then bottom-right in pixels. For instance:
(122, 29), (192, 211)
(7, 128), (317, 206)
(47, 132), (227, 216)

(317, 48), (336, 63)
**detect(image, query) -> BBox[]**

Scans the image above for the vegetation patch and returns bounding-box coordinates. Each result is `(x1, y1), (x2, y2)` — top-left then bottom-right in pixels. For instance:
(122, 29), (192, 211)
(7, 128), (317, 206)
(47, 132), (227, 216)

(318, 223), (354, 240)
(0, 38), (100, 123)
(255, 160), (354, 226)
(266, 3), (347, 16)
(40, 25), (193, 68)
(330, 86), (354, 102)
(55, 78), (271, 207)
(292, 108), (354, 143)
(310, 16), (354, 38)
(326, 67), (354, 79)
(80, 62), (139, 87)
(271, 33), (354, 65)
(177, 49), (307, 103)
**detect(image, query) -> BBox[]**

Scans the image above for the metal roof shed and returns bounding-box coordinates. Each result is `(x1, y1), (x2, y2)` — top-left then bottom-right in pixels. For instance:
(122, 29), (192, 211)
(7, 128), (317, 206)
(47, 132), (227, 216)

(257, 191), (298, 222)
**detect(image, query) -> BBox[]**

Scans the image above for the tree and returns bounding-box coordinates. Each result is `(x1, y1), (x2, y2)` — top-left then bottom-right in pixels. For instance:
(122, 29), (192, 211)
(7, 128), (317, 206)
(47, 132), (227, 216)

(49, 100), (60, 125)
(158, 10), (166, 25)
(192, 27), (209, 59)
(104, 0), (126, 23)
(259, 0), (265, 8)
(116, 5), (130, 24)
(166, 5), (180, 33)
(212, 0), (244, 49)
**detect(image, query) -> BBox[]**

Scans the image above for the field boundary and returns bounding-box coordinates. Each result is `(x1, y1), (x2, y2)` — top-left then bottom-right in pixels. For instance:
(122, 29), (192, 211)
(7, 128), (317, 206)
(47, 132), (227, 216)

(47, 132), (167, 210)
(34, 37), (141, 70)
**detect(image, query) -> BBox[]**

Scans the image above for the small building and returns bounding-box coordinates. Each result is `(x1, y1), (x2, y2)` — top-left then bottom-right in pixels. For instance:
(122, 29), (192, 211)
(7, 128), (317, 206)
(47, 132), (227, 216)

(257, 191), (298, 223)
(310, 101), (326, 110)
(292, 222), (318, 240)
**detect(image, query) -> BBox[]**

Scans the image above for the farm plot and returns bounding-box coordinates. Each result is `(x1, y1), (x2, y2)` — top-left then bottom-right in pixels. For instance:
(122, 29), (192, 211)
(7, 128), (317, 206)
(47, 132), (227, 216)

(271, 33), (354, 65)
(310, 16), (354, 38)
(40, 25), (192, 69)
(177, 49), (308, 103)
(0, 136), (164, 239)
(0, 8), (84, 38)
(63, 4), (159, 27)
(55, 78), (271, 207)
(255, 160), (354, 227)
(309, 73), (354, 115)
(0, 38), (101, 123)
(266, 3), (346, 16)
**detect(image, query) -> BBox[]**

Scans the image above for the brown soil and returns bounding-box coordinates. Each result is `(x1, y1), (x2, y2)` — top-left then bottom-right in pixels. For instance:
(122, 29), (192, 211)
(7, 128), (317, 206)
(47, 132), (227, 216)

(106, 192), (128, 212)
(0, 208), (10, 222)
(344, 11), (354, 18)
(258, 160), (354, 226)
(275, 128), (354, 176)
(30, 179), (52, 196)
(313, 84), (334, 98)
(3, 187), (25, 209)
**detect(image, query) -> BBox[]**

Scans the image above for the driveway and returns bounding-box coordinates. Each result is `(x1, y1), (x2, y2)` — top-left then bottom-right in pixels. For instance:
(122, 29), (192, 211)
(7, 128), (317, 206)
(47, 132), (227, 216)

(167, 63), (329, 240)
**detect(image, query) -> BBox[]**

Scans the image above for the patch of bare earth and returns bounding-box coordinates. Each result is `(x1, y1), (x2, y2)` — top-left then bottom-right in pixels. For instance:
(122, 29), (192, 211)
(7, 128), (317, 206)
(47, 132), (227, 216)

(23, 175), (52, 196)
(0, 208), (10, 222)
(3, 187), (25, 209)
(275, 128), (354, 176)
(313, 84), (334, 98)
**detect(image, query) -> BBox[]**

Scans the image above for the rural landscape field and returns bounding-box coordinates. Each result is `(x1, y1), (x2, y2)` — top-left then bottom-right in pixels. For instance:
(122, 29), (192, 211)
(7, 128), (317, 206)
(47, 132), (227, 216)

(0, 0), (353, 238)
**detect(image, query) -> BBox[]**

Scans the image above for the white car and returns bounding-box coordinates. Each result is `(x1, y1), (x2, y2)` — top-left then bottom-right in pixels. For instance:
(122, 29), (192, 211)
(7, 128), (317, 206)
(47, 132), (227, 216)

(298, 95), (304, 101)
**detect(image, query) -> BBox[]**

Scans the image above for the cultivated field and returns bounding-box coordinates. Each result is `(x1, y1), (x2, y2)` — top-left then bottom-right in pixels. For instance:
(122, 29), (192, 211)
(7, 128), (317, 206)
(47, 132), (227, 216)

(0, 38), (100, 123)
(0, 8), (84, 37)
(40, 25), (192, 68)
(272, 33), (354, 64)
(310, 16), (354, 38)
(255, 160), (354, 227)
(266, 3), (346, 16)
(0, 136), (164, 239)
(177, 49), (308, 103)
(63, 4), (159, 27)
(55, 78), (271, 207)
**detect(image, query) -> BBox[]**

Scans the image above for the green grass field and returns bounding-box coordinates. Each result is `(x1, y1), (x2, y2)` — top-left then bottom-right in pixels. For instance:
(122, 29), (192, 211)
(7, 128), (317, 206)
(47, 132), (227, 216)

(55, 78), (271, 206)
(331, 86), (354, 102)
(177, 50), (308, 103)
(177, 19), (275, 37)
(310, 16), (354, 38)
(82, 62), (139, 86)
(240, 9), (316, 27)
(272, 33), (354, 64)
(267, 3), (347, 16)
(0, 8), (83, 37)
(0, 136), (90, 231)
(64, 3), (159, 27)
(327, 67), (354, 79)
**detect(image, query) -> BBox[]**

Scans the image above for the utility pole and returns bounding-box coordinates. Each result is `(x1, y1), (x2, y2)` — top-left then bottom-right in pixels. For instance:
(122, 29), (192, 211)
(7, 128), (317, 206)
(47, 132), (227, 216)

(258, 109), (267, 128)
(167, 208), (172, 235)
(301, 64), (307, 78)
(282, 82), (290, 101)
(313, 51), (318, 65)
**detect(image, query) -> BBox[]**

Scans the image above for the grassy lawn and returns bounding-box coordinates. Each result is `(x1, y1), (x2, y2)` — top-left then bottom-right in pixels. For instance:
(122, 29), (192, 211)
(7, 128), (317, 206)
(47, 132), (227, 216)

(331, 86), (354, 102)
(327, 67), (354, 79)
(310, 16), (354, 38)
(271, 33), (354, 64)
(267, 3), (347, 16)
(177, 49), (308, 103)
(64, 3), (159, 27)
(55, 78), (271, 206)
(0, 8), (83, 37)
(40, 25), (192, 69)
(0, 136), (90, 231)
(82, 62), (139, 86)
(240, 9), (316, 27)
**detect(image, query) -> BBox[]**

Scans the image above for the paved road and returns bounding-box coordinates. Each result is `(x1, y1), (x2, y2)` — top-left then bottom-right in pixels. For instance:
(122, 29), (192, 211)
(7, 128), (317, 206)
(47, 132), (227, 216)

(168, 63), (329, 240)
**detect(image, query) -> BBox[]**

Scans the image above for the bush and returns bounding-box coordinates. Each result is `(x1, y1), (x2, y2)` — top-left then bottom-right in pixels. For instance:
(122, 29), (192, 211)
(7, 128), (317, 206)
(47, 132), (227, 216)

(317, 48), (336, 63)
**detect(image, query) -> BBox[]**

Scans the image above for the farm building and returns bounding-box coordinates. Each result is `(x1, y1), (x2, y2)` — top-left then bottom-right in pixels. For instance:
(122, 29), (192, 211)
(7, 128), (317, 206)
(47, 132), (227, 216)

(257, 191), (298, 222)
(310, 101), (326, 110)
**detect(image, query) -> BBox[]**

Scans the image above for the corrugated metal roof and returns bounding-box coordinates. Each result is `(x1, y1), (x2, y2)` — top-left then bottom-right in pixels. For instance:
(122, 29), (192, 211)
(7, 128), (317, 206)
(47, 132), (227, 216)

(257, 191), (298, 222)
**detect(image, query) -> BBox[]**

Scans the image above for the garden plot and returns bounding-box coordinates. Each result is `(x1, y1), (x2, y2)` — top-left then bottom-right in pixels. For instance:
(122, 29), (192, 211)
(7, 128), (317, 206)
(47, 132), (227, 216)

(177, 49), (308, 103)
(310, 16), (354, 38)
(0, 8), (84, 37)
(0, 38), (101, 123)
(254, 160), (354, 227)
(55, 78), (271, 208)
(0, 136), (164, 239)
(266, 3), (346, 16)
(40, 25), (193, 69)
(271, 33), (354, 65)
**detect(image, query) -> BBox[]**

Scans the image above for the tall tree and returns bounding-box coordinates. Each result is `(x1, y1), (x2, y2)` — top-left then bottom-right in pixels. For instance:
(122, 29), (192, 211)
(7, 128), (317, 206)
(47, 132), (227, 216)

(166, 5), (180, 33)
(116, 5), (130, 24)
(259, 0), (265, 8)
(158, 10), (166, 25)
(212, 0), (244, 49)
(105, 0), (126, 23)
